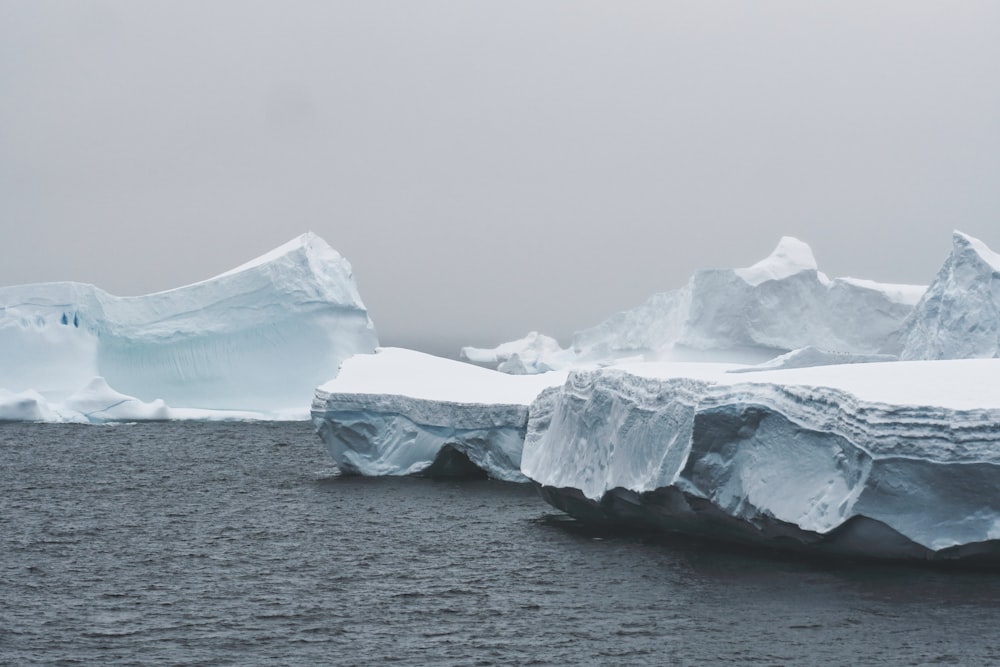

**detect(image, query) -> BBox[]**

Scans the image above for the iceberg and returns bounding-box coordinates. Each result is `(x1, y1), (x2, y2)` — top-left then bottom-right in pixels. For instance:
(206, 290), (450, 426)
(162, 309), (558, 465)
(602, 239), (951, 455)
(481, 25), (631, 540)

(467, 237), (924, 373)
(523, 360), (1000, 561)
(59, 377), (170, 422)
(0, 232), (377, 418)
(460, 331), (574, 375)
(311, 348), (566, 480)
(572, 237), (924, 364)
(900, 231), (1000, 361)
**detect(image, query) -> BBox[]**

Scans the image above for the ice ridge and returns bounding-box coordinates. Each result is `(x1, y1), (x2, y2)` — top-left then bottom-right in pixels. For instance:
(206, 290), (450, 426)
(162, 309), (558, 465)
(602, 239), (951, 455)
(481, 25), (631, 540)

(0, 233), (378, 415)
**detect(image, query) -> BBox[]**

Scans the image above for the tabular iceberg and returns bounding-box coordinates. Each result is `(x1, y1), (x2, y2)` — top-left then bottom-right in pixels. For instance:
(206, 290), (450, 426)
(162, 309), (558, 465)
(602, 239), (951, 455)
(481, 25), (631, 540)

(523, 360), (1000, 561)
(0, 233), (377, 420)
(311, 348), (566, 480)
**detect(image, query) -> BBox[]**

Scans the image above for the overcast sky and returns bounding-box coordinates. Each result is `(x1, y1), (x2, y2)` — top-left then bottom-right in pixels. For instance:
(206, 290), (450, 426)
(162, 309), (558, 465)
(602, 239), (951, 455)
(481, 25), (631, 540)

(2, 1), (998, 357)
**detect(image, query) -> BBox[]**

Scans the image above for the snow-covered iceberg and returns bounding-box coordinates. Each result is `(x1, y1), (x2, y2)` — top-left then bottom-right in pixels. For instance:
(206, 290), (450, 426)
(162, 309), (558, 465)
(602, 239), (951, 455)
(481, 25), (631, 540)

(573, 237), (924, 364)
(467, 237), (924, 373)
(900, 231), (1000, 361)
(0, 233), (377, 418)
(311, 348), (566, 480)
(460, 331), (574, 375)
(523, 360), (1000, 561)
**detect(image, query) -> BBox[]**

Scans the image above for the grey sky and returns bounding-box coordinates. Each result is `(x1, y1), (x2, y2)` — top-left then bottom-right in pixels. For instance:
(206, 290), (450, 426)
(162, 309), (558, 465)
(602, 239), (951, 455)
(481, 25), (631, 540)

(2, 1), (998, 357)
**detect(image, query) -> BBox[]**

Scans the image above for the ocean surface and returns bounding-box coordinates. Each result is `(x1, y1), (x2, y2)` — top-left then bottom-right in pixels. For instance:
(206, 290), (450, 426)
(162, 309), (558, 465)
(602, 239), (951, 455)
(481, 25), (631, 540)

(3, 422), (1000, 666)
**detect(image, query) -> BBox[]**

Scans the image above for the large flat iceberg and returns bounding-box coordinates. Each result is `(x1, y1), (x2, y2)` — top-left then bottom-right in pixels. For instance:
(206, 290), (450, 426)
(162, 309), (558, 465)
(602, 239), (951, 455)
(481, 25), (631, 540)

(311, 348), (566, 480)
(523, 360), (1000, 561)
(0, 233), (378, 420)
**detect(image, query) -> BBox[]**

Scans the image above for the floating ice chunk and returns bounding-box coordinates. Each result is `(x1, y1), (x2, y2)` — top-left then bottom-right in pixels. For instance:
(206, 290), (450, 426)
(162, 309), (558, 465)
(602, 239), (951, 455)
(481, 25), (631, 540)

(0, 388), (58, 422)
(59, 377), (170, 423)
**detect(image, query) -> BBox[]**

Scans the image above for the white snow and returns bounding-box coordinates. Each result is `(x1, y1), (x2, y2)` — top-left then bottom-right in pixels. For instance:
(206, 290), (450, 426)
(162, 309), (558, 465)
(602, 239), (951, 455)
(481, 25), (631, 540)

(733, 236), (821, 286)
(460, 332), (575, 374)
(59, 377), (170, 422)
(319, 347), (566, 405)
(0, 375), (301, 423)
(726, 346), (897, 373)
(312, 348), (567, 479)
(835, 278), (926, 306)
(619, 358), (1000, 411)
(961, 230), (1000, 271)
(0, 233), (378, 418)
(0, 388), (57, 422)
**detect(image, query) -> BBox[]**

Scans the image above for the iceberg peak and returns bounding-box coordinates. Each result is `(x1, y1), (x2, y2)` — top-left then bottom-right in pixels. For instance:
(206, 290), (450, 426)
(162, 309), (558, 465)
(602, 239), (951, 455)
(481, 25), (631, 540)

(212, 231), (345, 281)
(953, 230), (1000, 272)
(900, 230), (1000, 360)
(734, 236), (819, 286)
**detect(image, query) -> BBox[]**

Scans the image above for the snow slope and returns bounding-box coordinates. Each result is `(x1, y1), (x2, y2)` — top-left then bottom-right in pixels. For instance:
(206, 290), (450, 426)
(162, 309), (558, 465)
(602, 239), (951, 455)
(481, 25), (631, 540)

(0, 233), (378, 415)
(900, 231), (1000, 360)
(523, 360), (1000, 560)
(311, 348), (566, 480)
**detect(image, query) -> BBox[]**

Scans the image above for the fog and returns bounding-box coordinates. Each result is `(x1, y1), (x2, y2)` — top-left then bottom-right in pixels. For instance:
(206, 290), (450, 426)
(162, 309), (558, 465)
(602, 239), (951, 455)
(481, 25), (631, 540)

(2, 1), (998, 357)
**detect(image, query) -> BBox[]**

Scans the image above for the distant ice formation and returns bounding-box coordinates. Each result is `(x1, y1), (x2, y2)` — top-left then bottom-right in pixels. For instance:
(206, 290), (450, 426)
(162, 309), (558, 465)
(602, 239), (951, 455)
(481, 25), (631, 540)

(461, 332), (574, 375)
(900, 231), (1000, 360)
(0, 233), (377, 419)
(523, 360), (1000, 561)
(311, 348), (566, 480)
(467, 236), (925, 373)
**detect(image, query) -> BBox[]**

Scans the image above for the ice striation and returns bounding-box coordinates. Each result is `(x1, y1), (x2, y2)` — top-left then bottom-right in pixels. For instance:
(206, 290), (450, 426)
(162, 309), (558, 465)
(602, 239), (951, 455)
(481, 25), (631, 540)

(900, 231), (1000, 361)
(311, 348), (566, 480)
(0, 233), (378, 418)
(523, 360), (1000, 561)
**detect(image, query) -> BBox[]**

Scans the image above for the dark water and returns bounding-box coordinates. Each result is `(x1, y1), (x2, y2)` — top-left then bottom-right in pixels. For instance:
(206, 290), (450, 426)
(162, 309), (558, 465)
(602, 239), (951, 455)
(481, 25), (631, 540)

(3, 423), (1000, 666)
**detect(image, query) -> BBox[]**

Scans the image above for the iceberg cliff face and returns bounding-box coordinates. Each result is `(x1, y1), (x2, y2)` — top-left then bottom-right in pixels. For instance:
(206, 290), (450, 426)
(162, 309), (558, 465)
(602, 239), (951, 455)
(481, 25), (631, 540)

(900, 231), (1000, 361)
(523, 361), (1000, 560)
(311, 348), (566, 480)
(0, 233), (377, 415)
